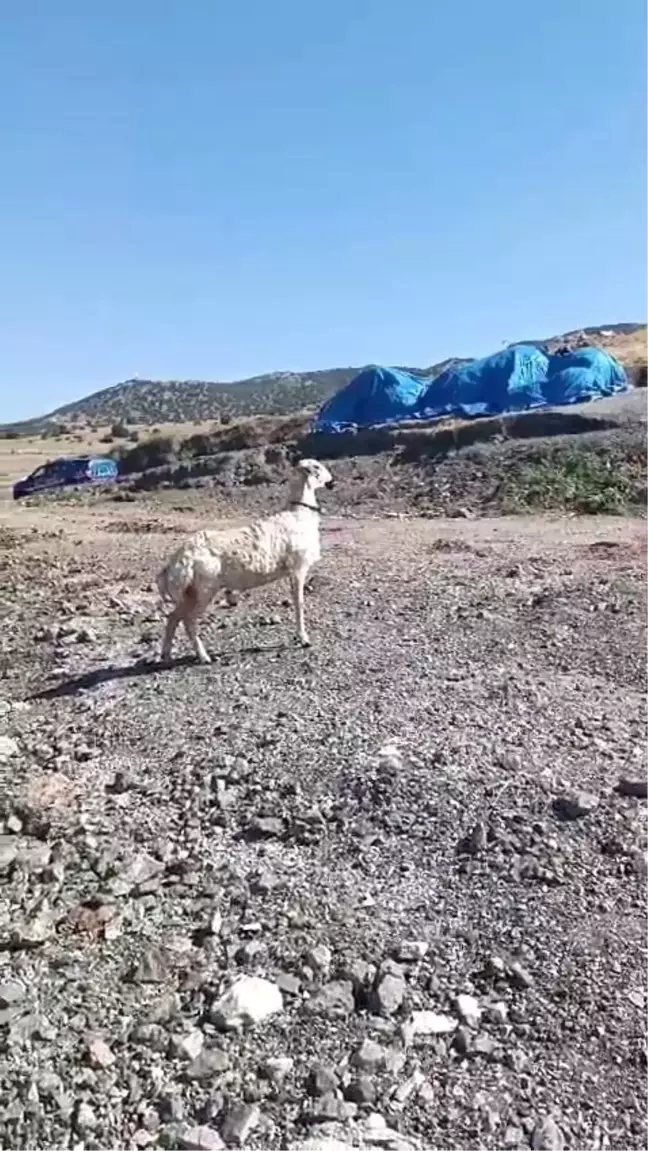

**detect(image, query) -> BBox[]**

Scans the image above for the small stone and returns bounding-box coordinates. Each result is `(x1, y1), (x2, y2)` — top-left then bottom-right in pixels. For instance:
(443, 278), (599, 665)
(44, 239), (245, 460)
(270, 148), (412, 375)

(210, 976), (283, 1030)
(177, 1124), (226, 1150)
(455, 993), (481, 1026)
(508, 961), (534, 990)
(341, 958), (376, 995)
(531, 1116), (565, 1150)
(244, 815), (284, 840)
(133, 1131), (156, 1148)
(131, 1023), (169, 1051)
(306, 980), (355, 1018)
(0, 981), (26, 1008)
(0, 837), (17, 871)
(344, 1076), (376, 1105)
(87, 1037), (116, 1068)
(461, 821), (488, 854)
(14, 904), (55, 947)
(411, 1011), (456, 1036)
(118, 851), (164, 888)
(307, 1093), (356, 1124)
(220, 1102), (260, 1146)
(307, 943), (332, 972)
(396, 940), (429, 962)
(171, 1029), (204, 1062)
(503, 1126), (525, 1147)
(148, 991), (180, 1023)
(277, 972), (302, 997)
(486, 1001), (508, 1025)
(351, 1039), (386, 1072)
(236, 939), (265, 965)
(617, 778), (648, 799)
(485, 955), (506, 978)
(504, 1048), (529, 1072)
(184, 1048), (230, 1080)
(371, 972), (405, 1017)
(472, 1033), (498, 1059)
(552, 791), (598, 820)
(0, 736), (19, 762)
(261, 1056), (294, 1084)
(393, 1069), (425, 1107)
(131, 946), (169, 984)
(74, 1101), (97, 1132)
(452, 1026), (471, 1055)
(307, 1063), (340, 1096)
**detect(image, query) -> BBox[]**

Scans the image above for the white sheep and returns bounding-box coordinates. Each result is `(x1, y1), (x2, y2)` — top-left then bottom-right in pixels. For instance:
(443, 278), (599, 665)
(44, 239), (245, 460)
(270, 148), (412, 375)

(156, 458), (334, 664)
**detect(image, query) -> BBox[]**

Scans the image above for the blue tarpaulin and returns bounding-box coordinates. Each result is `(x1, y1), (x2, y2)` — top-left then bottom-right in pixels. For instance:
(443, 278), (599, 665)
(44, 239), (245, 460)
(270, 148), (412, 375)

(315, 365), (425, 430)
(314, 345), (628, 432)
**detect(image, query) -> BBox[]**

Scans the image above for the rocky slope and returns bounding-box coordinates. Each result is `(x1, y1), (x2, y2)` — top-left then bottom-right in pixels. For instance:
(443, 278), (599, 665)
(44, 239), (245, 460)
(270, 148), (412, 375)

(0, 507), (646, 1150)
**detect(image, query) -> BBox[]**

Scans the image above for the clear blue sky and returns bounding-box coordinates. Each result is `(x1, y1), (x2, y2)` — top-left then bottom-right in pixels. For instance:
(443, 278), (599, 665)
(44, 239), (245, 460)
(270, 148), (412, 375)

(1, 0), (645, 421)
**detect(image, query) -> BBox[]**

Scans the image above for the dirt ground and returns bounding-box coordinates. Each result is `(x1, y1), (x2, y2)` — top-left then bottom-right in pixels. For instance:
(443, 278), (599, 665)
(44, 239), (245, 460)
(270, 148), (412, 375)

(0, 494), (646, 1151)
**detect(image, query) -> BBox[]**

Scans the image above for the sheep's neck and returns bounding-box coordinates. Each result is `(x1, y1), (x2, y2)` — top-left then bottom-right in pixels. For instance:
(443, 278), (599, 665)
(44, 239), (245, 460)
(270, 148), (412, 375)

(289, 481), (320, 512)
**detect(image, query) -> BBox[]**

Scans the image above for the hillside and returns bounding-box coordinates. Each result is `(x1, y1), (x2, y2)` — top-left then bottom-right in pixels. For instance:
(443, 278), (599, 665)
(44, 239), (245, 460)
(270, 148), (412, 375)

(1, 322), (644, 434)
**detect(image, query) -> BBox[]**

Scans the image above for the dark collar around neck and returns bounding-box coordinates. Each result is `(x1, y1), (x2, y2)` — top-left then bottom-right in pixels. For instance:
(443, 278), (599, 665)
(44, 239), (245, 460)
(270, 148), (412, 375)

(291, 500), (321, 513)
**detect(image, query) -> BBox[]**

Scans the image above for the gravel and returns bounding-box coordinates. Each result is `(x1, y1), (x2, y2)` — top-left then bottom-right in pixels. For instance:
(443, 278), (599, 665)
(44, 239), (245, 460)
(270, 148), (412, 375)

(0, 499), (645, 1149)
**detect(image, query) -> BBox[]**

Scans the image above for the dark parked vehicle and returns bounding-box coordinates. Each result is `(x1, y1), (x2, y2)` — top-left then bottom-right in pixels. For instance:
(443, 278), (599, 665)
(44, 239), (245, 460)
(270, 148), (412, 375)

(13, 455), (119, 500)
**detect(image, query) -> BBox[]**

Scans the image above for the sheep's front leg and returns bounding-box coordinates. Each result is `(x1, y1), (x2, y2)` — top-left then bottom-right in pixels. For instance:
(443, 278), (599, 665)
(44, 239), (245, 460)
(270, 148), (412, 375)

(290, 568), (310, 647)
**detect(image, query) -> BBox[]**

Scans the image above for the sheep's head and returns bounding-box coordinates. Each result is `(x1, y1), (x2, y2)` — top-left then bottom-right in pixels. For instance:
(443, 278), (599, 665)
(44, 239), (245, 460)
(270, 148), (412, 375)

(296, 458), (334, 491)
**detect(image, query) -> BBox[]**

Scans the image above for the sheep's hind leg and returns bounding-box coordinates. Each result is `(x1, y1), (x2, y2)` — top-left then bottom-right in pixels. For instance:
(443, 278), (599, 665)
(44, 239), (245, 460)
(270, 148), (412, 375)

(183, 607), (211, 665)
(161, 605), (183, 663)
(290, 568), (310, 647)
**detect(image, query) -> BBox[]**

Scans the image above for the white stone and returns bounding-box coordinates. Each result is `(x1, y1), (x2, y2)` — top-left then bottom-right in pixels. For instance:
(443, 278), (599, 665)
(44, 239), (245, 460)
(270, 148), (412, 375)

(175, 1029), (204, 1061)
(0, 736), (19, 762)
(455, 993), (481, 1026)
(262, 1055), (294, 1083)
(210, 976), (283, 1030)
(177, 1125), (225, 1151)
(410, 1010), (457, 1036)
(87, 1037), (116, 1069)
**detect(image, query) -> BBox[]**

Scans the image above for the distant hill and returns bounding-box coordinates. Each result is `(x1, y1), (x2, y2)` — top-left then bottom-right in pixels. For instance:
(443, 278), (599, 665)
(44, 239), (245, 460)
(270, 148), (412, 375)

(1, 323), (644, 434)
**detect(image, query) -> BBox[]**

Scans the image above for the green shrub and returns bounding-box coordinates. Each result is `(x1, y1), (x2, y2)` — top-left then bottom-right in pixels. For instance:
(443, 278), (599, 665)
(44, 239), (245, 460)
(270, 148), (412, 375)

(501, 447), (642, 514)
(118, 434), (177, 475)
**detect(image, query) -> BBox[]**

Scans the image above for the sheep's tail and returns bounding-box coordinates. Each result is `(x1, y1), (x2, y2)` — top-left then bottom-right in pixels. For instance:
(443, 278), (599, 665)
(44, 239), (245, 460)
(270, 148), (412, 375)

(156, 550), (196, 606)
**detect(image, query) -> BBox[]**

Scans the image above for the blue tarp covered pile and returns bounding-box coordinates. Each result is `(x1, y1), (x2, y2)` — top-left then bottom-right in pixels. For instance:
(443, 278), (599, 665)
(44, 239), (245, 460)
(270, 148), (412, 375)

(314, 344), (628, 433)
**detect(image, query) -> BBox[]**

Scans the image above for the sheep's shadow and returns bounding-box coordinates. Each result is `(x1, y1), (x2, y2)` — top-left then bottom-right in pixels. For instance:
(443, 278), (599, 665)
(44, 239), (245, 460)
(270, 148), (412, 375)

(30, 642), (290, 701)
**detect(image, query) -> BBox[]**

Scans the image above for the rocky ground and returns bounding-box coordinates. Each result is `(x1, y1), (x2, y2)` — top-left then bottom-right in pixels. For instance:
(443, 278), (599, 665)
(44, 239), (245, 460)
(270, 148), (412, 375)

(0, 496), (646, 1151)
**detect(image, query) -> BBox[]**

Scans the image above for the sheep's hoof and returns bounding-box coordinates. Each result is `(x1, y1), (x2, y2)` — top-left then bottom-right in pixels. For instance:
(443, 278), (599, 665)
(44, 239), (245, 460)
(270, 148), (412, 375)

(298, 636), (312, 648)
(196, 653), (212, 665)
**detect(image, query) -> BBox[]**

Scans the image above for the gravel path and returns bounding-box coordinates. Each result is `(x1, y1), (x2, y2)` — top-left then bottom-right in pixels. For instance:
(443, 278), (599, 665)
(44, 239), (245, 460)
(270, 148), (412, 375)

(0, 502), (646, 1150)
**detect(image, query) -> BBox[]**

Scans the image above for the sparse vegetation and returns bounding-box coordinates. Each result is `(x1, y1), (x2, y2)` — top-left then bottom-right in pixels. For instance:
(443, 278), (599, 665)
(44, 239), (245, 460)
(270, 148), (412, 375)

(500, 447), (642, 514)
